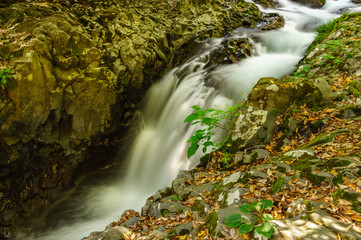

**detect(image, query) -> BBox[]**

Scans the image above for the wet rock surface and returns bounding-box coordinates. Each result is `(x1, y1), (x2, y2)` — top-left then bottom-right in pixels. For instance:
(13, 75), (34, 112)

(0, 0), (286, 237)
(84, 13), (361, 240)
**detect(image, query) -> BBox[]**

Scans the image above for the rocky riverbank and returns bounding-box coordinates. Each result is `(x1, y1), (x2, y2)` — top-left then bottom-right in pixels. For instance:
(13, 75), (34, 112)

(0, 0), (285, 237)
(85, 12), (361, 240)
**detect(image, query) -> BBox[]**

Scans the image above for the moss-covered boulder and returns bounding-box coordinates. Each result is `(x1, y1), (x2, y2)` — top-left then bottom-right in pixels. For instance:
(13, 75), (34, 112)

(0, 0), (287, 236)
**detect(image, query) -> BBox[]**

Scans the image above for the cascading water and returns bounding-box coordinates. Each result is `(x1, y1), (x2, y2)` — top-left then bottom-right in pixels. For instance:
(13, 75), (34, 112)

(19, 0), (360, 239)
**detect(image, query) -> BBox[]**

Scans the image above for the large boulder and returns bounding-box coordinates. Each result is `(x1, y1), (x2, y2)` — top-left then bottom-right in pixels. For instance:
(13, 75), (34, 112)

(0, 0), (286, 236)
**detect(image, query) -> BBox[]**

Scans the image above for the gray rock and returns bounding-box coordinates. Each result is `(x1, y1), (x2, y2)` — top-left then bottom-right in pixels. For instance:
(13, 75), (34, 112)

(284, 149), (315, 158)
(225, 187), (249, 206)
(309, 210), (361, 240)
(314, 77), (339, 104)
(172, 178), (186, 196)
(234, 152), (244, 162)
(172, 222), (193, 235)
(217, 205), (255, 224)
(312, 172), (335, 184)
(343, 109), (356, 119)
(223, 171), (243, 185)
(273, 219), (337, 240)
(249, 169), (268, 179)
(148, 202), (190, 218)
(121, 217), (140, 228)
(244, 149), (270, 164)
(96, 226), (130, 240)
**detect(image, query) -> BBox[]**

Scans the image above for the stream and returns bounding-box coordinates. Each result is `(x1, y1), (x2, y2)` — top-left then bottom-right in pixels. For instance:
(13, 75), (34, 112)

(18, 0), (360, 239)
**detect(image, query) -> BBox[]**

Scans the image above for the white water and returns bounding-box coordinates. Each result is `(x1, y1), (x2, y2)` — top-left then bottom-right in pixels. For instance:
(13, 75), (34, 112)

(20, 1), (359, 239)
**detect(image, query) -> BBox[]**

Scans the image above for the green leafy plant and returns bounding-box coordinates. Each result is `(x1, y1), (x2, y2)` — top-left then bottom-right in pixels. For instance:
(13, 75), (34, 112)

(225, 199), (274, 238)
(171, 194), (179, 201)
(0, 68), (12, 89)
(184, 104), (243, 158)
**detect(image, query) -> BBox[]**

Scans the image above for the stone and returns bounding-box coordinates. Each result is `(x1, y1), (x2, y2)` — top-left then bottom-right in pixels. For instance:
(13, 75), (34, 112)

(309, 210), (361, 240)
(273, 219), (337, 240)
(343, 109), (356, 119)
(148, 202), (190, 218)
(244, 149), (270, 164)
(225, 187), (249, 206)
(95, 226), (130, 240)
(121, 217), (140, 228)
(172, 178), (187, 196)
(314, 77), (339, 104)
(284, 149), (315, 158)
(172, 222), (193, 236)
(249, 169), (268, 179)
(223, 172), (243, 185)
(311, 172), (335, 184)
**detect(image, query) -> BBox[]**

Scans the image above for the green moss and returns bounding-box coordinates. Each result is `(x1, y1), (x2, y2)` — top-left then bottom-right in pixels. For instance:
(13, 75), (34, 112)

(332, 189), (361, 213)
(205, 211), (219, 236)
(304, 200), (315, 211)
(344, 80), (361, 97)
(318, 158), (350, 169)
(293, 158), (325, 186)
(161, 209), (170, 216)
(302, 130), (350, 148)
(239, 172), (251, 184)
(307, 13), (355, 54)
(300, 168), (325, 186)
(309, 119), (325, 133)
(332, 188), (345, 199)
(270, 177), (285, 195)
(179, 229), (190, 235)
(191, 200), (206, 217)
(292, 157), (313, 172)
(332, 174), (344, 186)
(276, 166), (286, 173)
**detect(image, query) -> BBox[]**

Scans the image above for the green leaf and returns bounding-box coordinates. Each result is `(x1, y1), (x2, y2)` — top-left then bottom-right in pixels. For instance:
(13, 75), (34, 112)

(238, 224), (253, 234)
(202, 117), (213, 126)
(203, 141), (213, 147)
(261, 213), (274, 221)
(322, 54), (335, 60)
(259, 199), (273, 210)
(202, 146), (207, 153)
(225, 213), (242, 228)
(184, 113), (199, 122)
(256, 222), (274, 238)
(187, 135), (200, 143)
(239, 203), (252, 214)
(6, 74), (12, 78)
(195, 129), (205, 136)
(251, 201), (262, 212)
(187, 143), (199, 158)
(191, 105), (201, 110)
(191, 120), (201, 125)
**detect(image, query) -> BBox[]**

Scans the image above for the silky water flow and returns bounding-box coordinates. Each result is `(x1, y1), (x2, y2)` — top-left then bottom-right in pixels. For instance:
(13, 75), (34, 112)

(18, 1), (360, 239)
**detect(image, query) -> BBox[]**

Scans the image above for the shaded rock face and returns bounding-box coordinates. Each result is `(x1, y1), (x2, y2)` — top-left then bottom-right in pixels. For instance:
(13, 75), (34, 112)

(290, 0), (326, 8)
(0, 0), (285, 237)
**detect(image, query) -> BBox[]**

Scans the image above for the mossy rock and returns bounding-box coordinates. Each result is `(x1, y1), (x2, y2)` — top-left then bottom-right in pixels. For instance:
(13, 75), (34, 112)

(302, 129), (350, 148)
(271, 177), (285, 195)
(191, 200), (206, 217)
(317, 157), (353, 170)
(205, 211), (219, 236)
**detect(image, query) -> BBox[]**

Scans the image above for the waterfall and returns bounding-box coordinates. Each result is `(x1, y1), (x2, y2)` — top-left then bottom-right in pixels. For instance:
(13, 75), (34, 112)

(19, 0), (360, 239)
